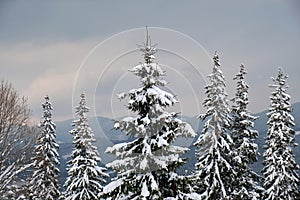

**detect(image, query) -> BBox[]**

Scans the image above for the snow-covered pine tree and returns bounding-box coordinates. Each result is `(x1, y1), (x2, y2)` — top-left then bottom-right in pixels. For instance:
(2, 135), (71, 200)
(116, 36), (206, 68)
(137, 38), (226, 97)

(28, 95), (60, 199)
(193, 52), (235, 200)
(103, 29), (196, 199)
(262, 68), (299, 200)
(231, 64), (261, 200)
(64, 93), (108, 200)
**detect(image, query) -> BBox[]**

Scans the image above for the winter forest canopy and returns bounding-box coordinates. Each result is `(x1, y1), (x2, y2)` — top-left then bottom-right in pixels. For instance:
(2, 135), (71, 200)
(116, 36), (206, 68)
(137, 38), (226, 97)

(0, 31), (299, 200)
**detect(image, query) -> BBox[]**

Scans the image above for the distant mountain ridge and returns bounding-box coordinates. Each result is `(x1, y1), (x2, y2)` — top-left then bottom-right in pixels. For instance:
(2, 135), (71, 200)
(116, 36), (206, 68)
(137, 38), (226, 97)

(56, 102), (300, 183)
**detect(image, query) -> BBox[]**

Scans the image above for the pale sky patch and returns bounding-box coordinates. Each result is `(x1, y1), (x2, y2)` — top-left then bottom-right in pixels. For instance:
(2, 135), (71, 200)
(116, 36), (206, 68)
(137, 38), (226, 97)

(0, 0), (299, 122)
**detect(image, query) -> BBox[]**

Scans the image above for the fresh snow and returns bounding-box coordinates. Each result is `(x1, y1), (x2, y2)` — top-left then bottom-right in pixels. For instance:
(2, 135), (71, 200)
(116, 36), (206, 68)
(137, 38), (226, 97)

(263, 68), (299, 199)
(193, 53), (235, 200)
(64, 93), (108, 199)
(103, 178), (124, 194)
(103, 32), (196, 199)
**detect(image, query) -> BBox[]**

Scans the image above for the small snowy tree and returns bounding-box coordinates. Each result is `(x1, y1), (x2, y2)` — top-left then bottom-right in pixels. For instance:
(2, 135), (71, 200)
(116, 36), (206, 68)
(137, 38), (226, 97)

(28, 95), (60, 199)
(263, 68), (299, 200)
(193, 53), (235, 200)
(231, 65), (261, 199)
(64, 93), (108, 200)
(103, 30), (196, 199)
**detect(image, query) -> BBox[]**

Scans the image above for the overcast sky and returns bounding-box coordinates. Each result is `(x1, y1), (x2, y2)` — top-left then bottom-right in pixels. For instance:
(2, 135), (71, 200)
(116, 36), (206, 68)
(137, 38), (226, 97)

(1, 0), (300, 122)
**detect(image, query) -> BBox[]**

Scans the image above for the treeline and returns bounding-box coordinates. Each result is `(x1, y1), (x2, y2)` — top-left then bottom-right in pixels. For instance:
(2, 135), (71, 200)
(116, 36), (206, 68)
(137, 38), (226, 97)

(0, 34), (299, 200)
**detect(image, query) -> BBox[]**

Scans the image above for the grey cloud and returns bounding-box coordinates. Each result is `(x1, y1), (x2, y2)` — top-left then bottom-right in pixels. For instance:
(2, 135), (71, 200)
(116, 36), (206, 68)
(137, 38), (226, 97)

(0, 0), (299, 121)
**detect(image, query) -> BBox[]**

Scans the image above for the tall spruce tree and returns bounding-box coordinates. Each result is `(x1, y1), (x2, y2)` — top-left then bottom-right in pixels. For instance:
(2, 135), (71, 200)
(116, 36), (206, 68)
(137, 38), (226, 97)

(64, 93), (108, 200)
(231, 65), (261, 199)
(263, 68), (299, 199)
(193, 53), (235, 200)
(103, 29), (196, 199)
(29, 95), (60, 199)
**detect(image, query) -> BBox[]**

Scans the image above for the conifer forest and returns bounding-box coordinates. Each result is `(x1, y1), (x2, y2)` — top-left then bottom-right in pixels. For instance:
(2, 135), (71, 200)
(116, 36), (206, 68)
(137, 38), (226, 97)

(1, 1), (299, 200)
(1, 32), (299, 199)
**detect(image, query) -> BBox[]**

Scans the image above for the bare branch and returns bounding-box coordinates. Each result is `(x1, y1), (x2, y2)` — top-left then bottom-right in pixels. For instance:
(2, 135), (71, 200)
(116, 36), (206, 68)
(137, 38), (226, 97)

(0, 80), (37, 197)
